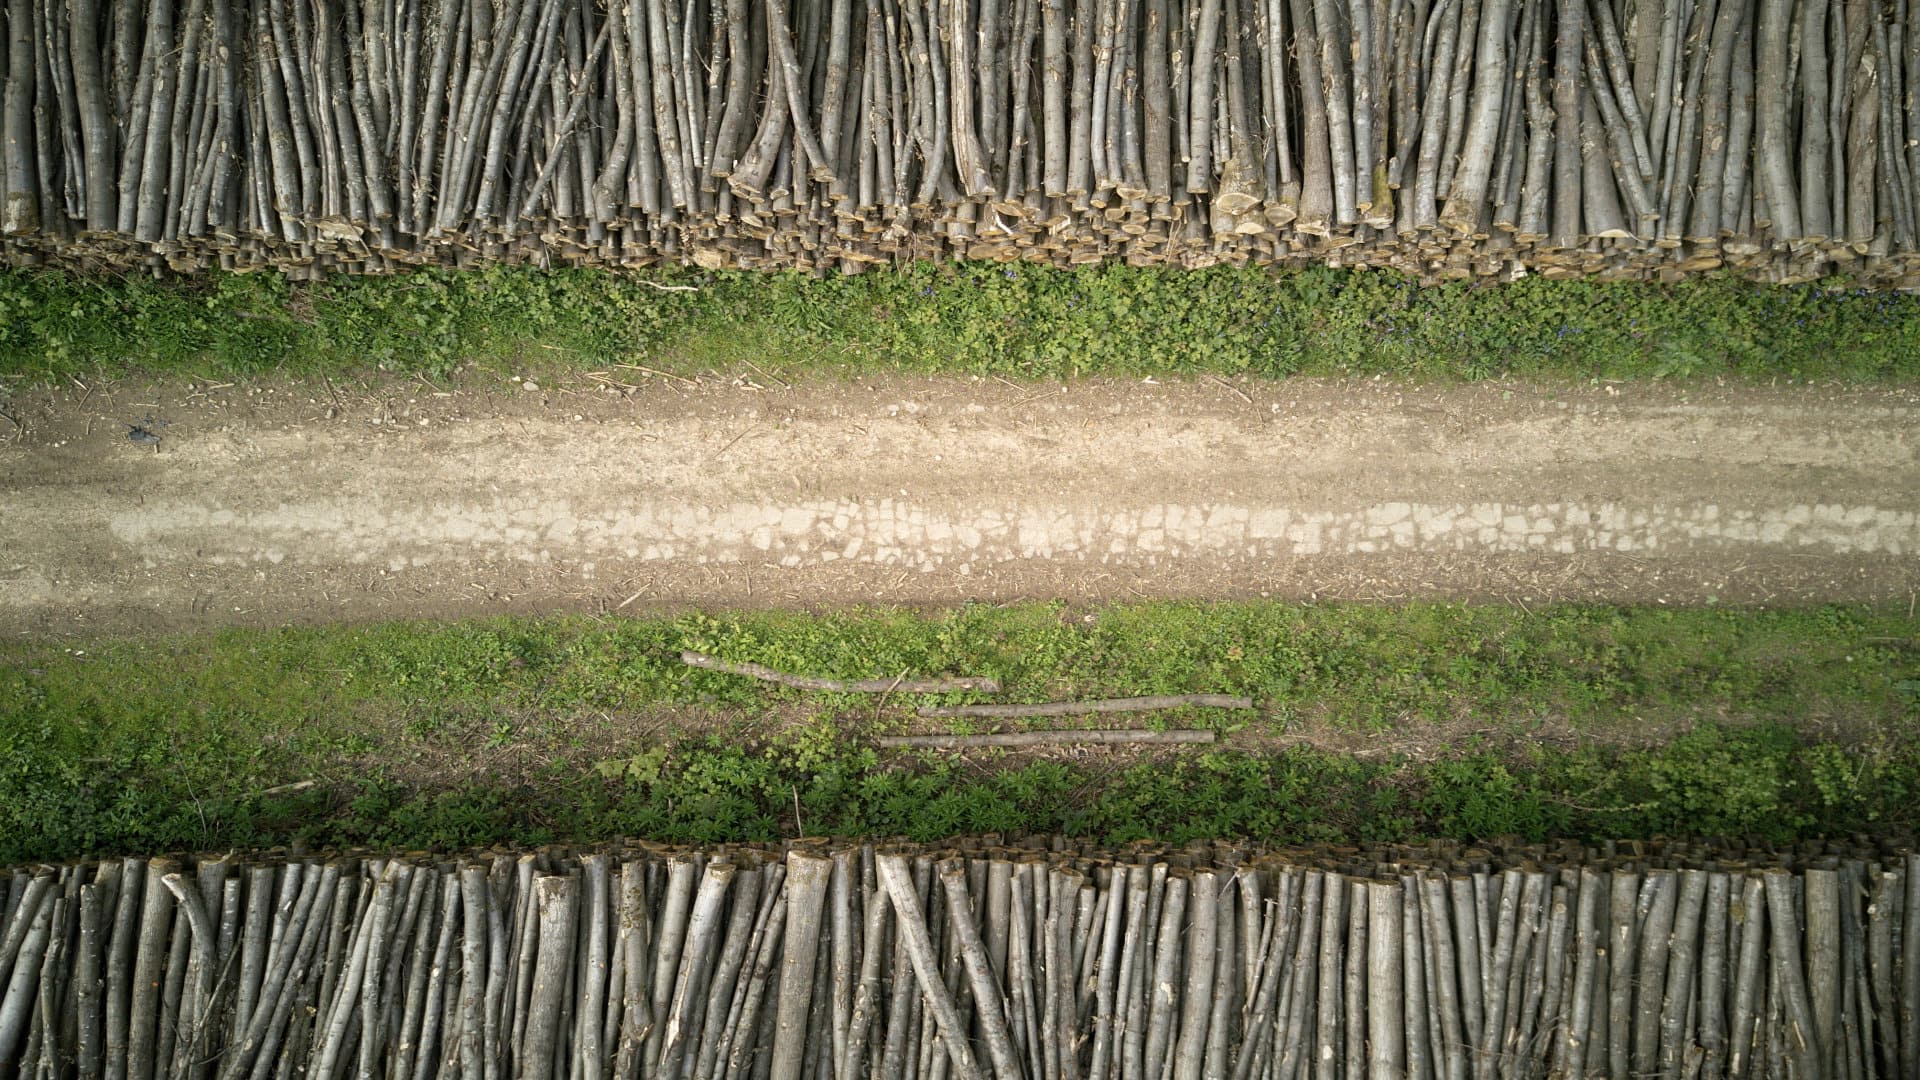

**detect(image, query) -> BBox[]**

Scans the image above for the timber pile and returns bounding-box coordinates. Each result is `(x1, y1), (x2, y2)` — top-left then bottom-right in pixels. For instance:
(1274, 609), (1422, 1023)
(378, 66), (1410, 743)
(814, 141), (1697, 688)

(1, 838), (1918, 1079)
(4, 0), (1920, 285)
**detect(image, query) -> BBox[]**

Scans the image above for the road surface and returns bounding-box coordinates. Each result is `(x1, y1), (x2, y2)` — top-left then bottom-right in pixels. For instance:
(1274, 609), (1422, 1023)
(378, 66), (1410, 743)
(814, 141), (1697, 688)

(2, 373), (1915, 633)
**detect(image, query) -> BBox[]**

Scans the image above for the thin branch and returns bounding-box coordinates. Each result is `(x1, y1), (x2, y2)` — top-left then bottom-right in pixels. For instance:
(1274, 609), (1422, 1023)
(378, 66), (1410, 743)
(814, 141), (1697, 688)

(878, 729), (1218, 748)
(681, 651), (1001, 693)
(917, 694), (1254, 717)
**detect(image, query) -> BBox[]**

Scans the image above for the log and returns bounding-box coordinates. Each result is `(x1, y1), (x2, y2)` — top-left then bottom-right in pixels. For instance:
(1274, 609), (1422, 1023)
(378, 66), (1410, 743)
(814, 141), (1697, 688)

(520, 875), (576, 1080)
(1446, 876), (1483, 1080)
(3, 0), (40, 235)
(1804, 868), (1841, 1077)
(1315, 874), (1345, 1080)
(1900, 855), (1919, 1080)
(1632, 871), (1678, 1078)
(1142, 872), (1188, 1080)
(1290, 0), (1337, 232)
(771, 855), (832, 1080)
(1698, 872), (1731, 1080)
(124, 859), (177, 1080)
(1656, 870), (1708, 1080)
(876, 855), (985, 1080)
(1439, 0), (1515, 233)
(1754, 0), (1801, 236)
(1559, 864), (1605, 1076)
(937, 859), (1026, 1080)
(156, 874), (219, 1071)
(1800, 0), (1832, 240)
(0, 885), (53, 1069)
(1549, 0), (1585, 248)
(1366, 882), (1405, 1080)
(1763, 870), (1823, 1080)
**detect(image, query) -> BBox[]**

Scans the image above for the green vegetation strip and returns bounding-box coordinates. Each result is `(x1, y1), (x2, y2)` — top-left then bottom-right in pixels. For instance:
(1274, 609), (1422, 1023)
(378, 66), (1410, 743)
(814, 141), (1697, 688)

(5, 264), (1920, 384)
(4, 602), (1916, 863)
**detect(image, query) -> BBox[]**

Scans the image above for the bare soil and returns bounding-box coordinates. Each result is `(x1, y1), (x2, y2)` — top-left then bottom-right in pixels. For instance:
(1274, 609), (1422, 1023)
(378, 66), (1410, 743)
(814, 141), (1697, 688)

(3, 372), (1916, 635)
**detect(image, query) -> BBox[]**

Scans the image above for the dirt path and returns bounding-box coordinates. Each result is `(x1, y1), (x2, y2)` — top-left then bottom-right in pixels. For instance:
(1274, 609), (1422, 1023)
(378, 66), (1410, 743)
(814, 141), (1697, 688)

(2, 373), (1916, 634)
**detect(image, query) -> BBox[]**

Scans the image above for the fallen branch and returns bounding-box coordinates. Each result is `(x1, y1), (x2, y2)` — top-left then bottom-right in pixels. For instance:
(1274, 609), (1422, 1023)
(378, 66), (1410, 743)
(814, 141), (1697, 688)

(258, 780), (320, 798)
(877, 730), (1218, 748)
(680, 651), (1001, 693)
(916, 694), (1254, 718)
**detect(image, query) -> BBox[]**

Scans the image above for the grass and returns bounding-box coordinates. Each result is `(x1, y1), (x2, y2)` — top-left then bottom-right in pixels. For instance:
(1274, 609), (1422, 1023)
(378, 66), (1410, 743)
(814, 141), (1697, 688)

(5, 263), (1920, 385)
(3, 601), (1916, 863)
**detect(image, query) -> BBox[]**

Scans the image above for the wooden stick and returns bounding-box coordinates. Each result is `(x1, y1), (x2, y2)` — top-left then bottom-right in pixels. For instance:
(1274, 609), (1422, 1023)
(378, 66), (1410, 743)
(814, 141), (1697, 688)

(1205, 860), (1236, 1076)
(682, 651), (1000, 693)
(878, 730), (1216, 748)
(1187, 0), (1224, 192)
(1727, 874), (1765, 1080)
(241, 867), (342, 1080)
(917, 695), (1251, 717)
(0, 876), (53, 993)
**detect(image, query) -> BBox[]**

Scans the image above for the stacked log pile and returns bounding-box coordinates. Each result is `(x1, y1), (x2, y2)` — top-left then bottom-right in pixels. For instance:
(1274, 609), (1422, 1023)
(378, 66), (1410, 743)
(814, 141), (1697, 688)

(1, 837), (1917, 1079)
(3, 0), (1920, 284)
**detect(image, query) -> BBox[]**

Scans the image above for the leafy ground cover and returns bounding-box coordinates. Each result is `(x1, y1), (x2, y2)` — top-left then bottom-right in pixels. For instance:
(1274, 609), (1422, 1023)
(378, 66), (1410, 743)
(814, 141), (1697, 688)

(3, 601), (1915, 862)
(5, 264), (1919, 384)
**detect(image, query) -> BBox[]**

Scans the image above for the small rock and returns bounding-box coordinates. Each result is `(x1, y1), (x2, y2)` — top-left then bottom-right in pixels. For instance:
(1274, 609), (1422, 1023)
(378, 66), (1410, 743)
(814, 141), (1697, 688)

(521, 380), (540, 391)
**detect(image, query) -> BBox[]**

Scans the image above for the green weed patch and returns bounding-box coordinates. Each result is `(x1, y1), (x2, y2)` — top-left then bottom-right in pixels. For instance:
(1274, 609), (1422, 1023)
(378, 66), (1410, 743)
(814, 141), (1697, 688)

(5, 264), (1918, 383)
(3, 601), (1915, 861)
